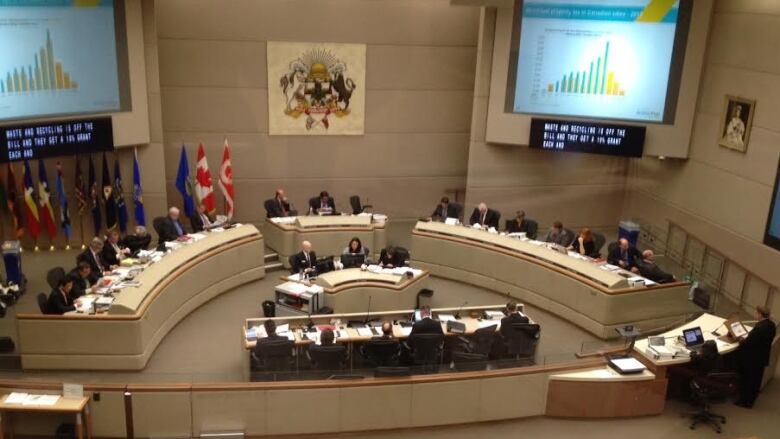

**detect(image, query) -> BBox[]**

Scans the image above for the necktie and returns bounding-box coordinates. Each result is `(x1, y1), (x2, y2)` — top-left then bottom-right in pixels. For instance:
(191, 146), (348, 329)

(93, 251), (103, 271)
(201, 213), (210, 227)
(174, 221), (183, 236)
(481, 212), (486, 225)
(305, 252), (310, 266)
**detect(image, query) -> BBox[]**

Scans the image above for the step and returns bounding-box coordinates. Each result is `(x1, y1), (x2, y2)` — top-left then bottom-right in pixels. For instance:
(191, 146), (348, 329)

(264, 252), (279, 263)
(264, 261), (284, 272)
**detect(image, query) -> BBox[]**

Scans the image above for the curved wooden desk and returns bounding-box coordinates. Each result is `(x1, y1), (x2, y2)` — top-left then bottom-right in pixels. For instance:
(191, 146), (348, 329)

(264, 215), (387, 267)
(15, 225), (266, 371)
(411, 221), (695, 339)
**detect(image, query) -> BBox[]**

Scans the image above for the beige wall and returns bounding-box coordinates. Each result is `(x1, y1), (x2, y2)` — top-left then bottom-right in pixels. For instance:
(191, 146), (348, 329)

(464, 8), (628, 233)
(155, 0), (479, 224)
(623, 0), (780, 298)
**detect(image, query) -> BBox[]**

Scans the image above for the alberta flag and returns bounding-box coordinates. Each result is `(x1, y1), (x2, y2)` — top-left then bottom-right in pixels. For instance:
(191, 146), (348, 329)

(133, 148), (145, 226)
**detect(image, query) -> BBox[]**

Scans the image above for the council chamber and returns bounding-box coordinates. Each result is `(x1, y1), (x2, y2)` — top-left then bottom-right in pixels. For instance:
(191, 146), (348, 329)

(0, 1), (778, 438)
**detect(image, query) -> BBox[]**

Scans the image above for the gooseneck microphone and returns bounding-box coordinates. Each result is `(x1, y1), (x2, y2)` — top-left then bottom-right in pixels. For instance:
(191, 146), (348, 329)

(455, 301), (468, 320)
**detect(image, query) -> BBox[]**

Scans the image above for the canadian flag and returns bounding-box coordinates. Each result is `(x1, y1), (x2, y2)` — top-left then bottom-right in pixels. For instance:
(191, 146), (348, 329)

(195, 143), (216, 214)
(218, 138), (235, 220)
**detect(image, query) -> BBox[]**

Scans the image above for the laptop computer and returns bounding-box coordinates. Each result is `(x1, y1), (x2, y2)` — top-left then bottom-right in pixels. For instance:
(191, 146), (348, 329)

(682, 326), (705, 353)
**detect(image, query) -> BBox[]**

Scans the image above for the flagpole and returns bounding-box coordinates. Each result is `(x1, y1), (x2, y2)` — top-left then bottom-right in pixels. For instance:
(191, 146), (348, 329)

(79, 214), (85, 250)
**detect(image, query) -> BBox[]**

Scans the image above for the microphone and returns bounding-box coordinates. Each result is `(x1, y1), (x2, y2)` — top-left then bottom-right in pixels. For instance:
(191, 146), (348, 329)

(364, 295), (372, 324)
(711, 321), (726, 336)
(454, 301), (468, 320)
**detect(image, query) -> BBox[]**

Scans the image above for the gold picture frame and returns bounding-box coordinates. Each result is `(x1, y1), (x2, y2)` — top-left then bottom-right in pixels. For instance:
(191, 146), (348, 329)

(718, 95), (755, 153)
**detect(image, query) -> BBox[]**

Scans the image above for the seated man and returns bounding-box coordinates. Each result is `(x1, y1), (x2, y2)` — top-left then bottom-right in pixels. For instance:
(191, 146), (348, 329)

(378, 245), (407, 268)
(265, 189), (295, 218)
(542, 221), (572, 246)
(158, 206), (188, 243)
(77, 237), (109, 284)
(372, 321), (395, 340)
(190, 202), (219, 233)
(469, 202), (500, 229)
(410, 306), (443, 336)
(120, 225), (152, 254)
(290, 241), (317, 275)
(309, 191), (336, 215)
(607, 238), (642, 273)
(47, 276), (76, 315)
(431, 196), (459, 220)
(506, 210), (530, 234)
(500, 301), (529, 329)
(319, 329), (336, 346)
(637, 250), (675, 283)
(102, 230), (131, 267)
(68, 262), (95, 299)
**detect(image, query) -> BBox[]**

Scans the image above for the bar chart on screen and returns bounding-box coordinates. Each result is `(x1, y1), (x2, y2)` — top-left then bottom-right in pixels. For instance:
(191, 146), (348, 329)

(1, 30), (79, 95)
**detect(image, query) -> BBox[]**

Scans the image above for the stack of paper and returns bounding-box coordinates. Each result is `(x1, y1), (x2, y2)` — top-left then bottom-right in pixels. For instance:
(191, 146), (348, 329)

(5, 393), (61, 406)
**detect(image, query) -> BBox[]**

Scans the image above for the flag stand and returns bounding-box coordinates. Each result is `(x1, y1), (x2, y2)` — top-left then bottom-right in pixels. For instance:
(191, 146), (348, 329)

(33, 238), (39, 252)
(79, 215), (86, 250)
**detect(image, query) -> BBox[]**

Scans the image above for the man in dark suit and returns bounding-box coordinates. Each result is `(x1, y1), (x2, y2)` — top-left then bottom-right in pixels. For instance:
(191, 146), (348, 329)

(102, 230), (130, 267)
(290, 241), (317, 274)
(190, 203), (217, 233)
(542, 221), (572, 246)
(266, 189), (295, 218)
(607, 238), (642, 273)
(506, 210), (530, 234)
(378, 246), (406, 268)
(158, 206), (187, 243)
(121, 225), (152, 254)
(77, 237), (107, 284)
(501, 301), (529, 328)
(309, 191), (336, 215)
(410, 306), (444, 336)
(431, 196), (459, 220)
(469, 203), (500, 229)
(735, 306), (777, 408)
(637, 250), (675, 284)
(371, 321), (395, 340)
(46, 276), (76, 315)
(253, 320), (289, 358)
(68, 262), (95, 299)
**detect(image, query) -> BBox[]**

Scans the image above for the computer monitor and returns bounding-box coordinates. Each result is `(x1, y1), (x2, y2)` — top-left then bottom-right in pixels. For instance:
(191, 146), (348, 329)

(341, 253), (366, 269)
(682, 327), (705, 347)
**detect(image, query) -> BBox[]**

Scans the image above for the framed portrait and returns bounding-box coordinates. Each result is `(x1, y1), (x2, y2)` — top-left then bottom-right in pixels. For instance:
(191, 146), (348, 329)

(718, 95), (755, 153)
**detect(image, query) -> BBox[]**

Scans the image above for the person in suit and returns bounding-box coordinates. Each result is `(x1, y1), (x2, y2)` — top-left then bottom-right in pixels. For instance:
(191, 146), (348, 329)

(290, 241), (317, 274)
(372, 321), (395, 340)
(469, 202), (500, 229)
(378, 246), (406, 268)
(319, 329), (336, 346)
(121, 225), (152, 254)
(68, 262), (95, 300)
(568, 228), (597, 258)
(501, 301), (529, 328)
(158, 207), (187, 243)
(431, 196), (459, 220)
(410, 306), (443, 336)
(637, 250), (675, 284)
(102, 230), (131, 267)
(190, 202), (221, 233)
(265, 189), (295, 218)
(253, 320), (288, 357)
(77, 237), (108, 284)
(506, 210), (530, 234)
(735, 306), (777, 408)
(309, 191), (336, 215)
(342, 237), (370, 257)
(542, 221), (572, 246)
(47, 276), (76, 315)
(607, 238), (642, 273)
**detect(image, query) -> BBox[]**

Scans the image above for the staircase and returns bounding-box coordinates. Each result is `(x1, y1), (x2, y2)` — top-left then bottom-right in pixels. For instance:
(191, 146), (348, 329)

(264, 249), (284, 272)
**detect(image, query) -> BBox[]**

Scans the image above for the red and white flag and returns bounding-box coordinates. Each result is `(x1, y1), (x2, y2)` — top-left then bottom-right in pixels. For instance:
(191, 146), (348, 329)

(195, 143), (216, 214)
(218, 138), (235, 220)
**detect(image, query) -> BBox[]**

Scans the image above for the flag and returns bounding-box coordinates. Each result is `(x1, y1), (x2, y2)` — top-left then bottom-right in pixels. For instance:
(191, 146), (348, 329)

(195, 143), (216, 214)
(88, 156), (101, 235)
(102, 153), (117, 231)
(37, 160), (57, 240)
(175, 144), (195, 217)
(74, 159), (88, 214)
(6, 165), (23, 238)
(113, 158), (129, 232)
(218, 138), (235, 220)
(133, 148), (145, 226)
(22, 160), (40, 240)
(55, 162), (71, 239)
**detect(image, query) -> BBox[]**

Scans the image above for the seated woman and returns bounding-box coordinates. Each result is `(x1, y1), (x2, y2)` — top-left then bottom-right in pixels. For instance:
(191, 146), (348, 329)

(342, 237), (370, 268)
(46, 276), (76, 315)
(568, 228), (598, 258)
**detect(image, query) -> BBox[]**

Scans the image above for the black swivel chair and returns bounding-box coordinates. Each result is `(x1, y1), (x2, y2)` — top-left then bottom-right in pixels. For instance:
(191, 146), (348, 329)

(687, 372), (738, 433)
(36, 292), (50, 315)
(349, 195), (372, 215)
(46, 267), (66, 290)
(562, 228), (575, 247)
(525, 219), (539, 240)
(251, 339), (296, 381)
(152, 216), (167, 249)
(592, 232), (606, 257)
(362, 339), (401, 367)
(307, 344), (348, 373)
(502, 323), (540, 365)
(452, 324), (498, 371)
(263, 199), (276, 218)
(451, 202), (464, 222)
(288, 254), (299, 274)
(406, 333), (444, 373)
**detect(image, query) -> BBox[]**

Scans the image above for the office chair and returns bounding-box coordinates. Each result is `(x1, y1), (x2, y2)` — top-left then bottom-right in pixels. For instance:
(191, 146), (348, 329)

(251, 339), (295, 381)
(37, 292), (50, 315)
(288, 254), (299, 274)
(46, 267), (66, 290)
(451, 351), (489, 371)
(562, 228), (575, 247)
(349, 195), (372, 214)
(307, 344), (348, 371)
(463, 324), (498, 357)
(686, 372), (738, 433)
(406, 333), (444, 373)
(502, 323), (540, 365)
(263, 199), (276, 218)
(592, 232), (606, 257)
(451, 202), (464, 222)
(361, 338), (400, 367)
(525, 219), (539, 240)
(152, 216), (167, 249)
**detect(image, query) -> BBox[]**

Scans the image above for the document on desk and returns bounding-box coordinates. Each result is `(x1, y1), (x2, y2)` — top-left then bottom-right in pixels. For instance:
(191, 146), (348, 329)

(399, 327), (413, 337)
(438, 314), (456, 322)
(478, 321), (500, 330)
(4, 392), (28, 404)
(356, 327), (374, 337)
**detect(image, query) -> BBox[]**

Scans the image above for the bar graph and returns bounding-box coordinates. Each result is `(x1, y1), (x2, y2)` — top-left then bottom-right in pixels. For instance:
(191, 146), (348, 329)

(0, 29), (78, 95)
(545, 41), (626, 97)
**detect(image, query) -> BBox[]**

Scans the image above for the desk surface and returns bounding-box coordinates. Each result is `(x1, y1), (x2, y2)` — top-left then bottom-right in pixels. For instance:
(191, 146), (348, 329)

(268, 214), (386, 230)
(285, 267), (427, 290)
(0, 394), (88, 413)
(549, 366), (656, 382)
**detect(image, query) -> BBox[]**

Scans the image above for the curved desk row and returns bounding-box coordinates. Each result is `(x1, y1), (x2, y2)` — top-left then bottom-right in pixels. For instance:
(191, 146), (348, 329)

(411, 221), (696, 339)
(264, 215), (386, 268)
(16, 225), (266, 371)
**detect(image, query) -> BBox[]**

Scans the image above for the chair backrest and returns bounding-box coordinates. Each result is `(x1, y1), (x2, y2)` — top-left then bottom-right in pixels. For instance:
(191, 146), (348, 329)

(349, 195), (362, 215)
(395, 247), (410, 267)
(451, 202), (464, 221)
(288, 254), (299, 274)
(37, 292), (49, 315)
(592, 232), (606, 255)
(152, 216), (166, 237)
(408, 333), (444, 364)
(526, 219), (539, 239)
(46, 267), (66, 290)
(470, 324), (498, 356)
(363, 339), (400, 367)
(504, 323), (540, 358)
(308, 196), (320, 209)
(309, 344), (347, 370)
(263, 199), (276, 217)
(562, 228), (575, 247)
(607, 241), (619, 255)
(255, 339), (295, 372)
